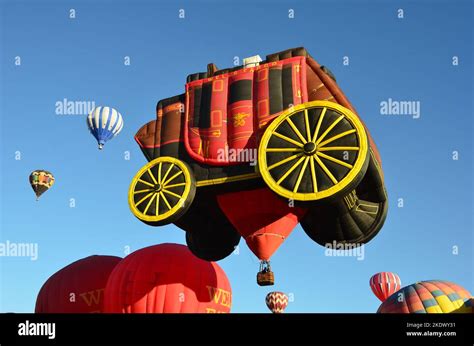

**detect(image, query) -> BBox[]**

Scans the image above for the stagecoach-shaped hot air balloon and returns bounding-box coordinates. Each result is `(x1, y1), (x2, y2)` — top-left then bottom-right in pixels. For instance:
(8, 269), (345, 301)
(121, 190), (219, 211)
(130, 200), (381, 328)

(128, 47), (388, 286)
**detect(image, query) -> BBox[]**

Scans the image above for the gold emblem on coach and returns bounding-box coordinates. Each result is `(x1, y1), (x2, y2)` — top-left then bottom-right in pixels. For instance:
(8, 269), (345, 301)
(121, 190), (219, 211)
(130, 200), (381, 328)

(233, 112), (250, 127)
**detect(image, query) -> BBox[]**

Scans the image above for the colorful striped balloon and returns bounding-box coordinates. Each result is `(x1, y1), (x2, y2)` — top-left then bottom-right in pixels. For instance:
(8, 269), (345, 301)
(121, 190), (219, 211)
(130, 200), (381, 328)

(370, 272), (401, 302)
(378, 280), (472, 313)
(265, 291), (289, 313)
(87, 106), (123, 150)
(29, 170), (55, 201)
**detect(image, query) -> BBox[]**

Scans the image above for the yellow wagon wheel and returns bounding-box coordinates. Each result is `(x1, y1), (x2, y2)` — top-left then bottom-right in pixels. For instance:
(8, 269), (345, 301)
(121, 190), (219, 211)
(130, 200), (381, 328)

(129, 157), (196, 226)
(258, 101), (369, 202)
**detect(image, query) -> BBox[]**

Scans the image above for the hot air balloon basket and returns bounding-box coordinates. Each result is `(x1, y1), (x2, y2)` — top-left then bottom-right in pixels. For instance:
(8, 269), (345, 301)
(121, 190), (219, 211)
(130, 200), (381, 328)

(257, 271), (274, 286)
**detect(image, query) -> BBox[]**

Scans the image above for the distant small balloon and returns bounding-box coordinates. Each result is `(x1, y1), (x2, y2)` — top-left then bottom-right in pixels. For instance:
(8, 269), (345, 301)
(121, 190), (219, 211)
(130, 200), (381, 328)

(370, 272), (401, 302)
(29, 170), (54, 201)
(265, 291), (289, 313)
(87, 107), (123, 150)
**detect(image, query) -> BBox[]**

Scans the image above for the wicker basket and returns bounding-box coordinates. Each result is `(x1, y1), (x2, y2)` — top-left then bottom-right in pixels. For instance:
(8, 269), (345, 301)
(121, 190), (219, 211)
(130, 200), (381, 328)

(257, 270), (274, 286)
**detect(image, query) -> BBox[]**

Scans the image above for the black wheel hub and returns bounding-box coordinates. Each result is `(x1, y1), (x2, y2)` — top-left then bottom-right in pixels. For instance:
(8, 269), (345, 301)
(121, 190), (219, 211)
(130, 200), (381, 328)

(303, 142), (317, 155)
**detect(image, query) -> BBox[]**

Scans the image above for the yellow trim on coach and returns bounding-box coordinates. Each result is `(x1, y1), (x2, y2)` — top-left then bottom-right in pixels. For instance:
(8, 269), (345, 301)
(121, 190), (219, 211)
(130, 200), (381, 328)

(196, 172), (260, 187)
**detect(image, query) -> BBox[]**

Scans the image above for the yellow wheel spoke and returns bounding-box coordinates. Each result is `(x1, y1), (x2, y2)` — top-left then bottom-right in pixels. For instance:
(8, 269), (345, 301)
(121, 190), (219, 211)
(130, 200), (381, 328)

(316, 152), (353, 169)
(315, 115), (345, 146)
(155, 193), (160, 216)
(143, 192), (157, 214)
(304, 109), (311, 141)
(147, 169), (158, 184)
(162, 189), (182, 199)
(293, 157), (310, 193)
(160, 191), (172, 210)
(163, 170), (183, 186)
(266, 148), (301, 153)
(138, 179), (154, 187)
(157, 163), (162, 184)
(318, 146), (359, 152)
(273, 132), (304, 148)
(318, 129), (356, 148)
(268, 153), (303, 171)
(164, 182), (186, 189)
(314, 155), (338, 185)
(133, 188), (153, 194)
(312, 107), (327, 142)
(135, 192), (154, 207)
(276, 156), (306, 185)
(286, 117), (307, 144)
(310, 156), (318, 193)
(161, 163), (175, 185)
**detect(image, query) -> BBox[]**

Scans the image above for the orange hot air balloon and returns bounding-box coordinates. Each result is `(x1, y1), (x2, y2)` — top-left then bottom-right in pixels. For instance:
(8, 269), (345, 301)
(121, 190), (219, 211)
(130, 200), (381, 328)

(266, 291), (289, 313)
(103, 243), (232, 313)
(217, 188), (306, 286)
(35, 255), (121, 313)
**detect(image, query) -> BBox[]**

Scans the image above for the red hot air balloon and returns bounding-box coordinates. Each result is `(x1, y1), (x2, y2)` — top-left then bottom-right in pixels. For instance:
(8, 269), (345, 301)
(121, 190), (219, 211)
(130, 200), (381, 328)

(217, 188), (306, 285)
(103, 243), (232, 313)
(370, 272), (401, 302)
(265, 291), (289, 313)
(35, 255), (121, 313)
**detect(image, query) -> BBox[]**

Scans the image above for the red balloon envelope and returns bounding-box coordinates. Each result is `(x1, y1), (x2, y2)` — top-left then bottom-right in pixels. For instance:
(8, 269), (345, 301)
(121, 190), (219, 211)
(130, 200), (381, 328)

(217, 188), (306, 261)
(370, 272), (401, 302)
(35, 255), (122, 313)
(103, 243), (232, 313)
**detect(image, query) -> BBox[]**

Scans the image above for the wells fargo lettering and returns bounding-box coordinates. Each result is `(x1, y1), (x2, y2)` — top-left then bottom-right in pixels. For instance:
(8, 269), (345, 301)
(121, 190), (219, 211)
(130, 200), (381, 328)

(80, 288), (104, 307)
(206, 286), (232, 312)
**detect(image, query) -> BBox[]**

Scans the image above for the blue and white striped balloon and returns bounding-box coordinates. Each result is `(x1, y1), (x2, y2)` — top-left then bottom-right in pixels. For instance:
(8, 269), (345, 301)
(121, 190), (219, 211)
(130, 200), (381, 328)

(87, 107), (124, 150)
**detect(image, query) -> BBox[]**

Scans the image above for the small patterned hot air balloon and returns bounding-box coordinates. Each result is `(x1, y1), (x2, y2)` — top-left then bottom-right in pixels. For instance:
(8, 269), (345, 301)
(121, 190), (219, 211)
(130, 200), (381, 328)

(265, 291), (289, 313)
(29, 170), (55, 201)
(370, 272), (401, 302)
(87, 106), (123, 150)
(378, 280), (472, 313)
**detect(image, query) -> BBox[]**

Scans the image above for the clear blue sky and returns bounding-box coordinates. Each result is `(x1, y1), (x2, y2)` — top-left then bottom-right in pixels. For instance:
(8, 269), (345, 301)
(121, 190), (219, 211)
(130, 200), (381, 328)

(0, 0), (472, 313)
